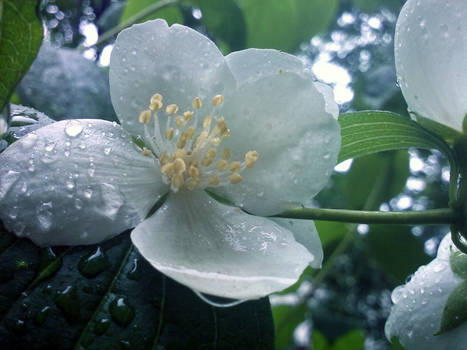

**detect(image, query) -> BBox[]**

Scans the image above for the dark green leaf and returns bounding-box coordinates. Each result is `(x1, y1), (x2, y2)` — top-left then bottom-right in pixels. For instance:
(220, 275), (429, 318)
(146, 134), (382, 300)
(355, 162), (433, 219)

(450, 251), (467, 279)
(364, 225), (430, 284)
(389, 336), (406, 350)
(338, 111), (453, 163)
(310, 330), (330, 350)
(0, 230), (274, 349)
(353, 0), (401, 12)
(0, 0), (43, 111)
(343, 152), (409, 209)
(435, 280), (467, 335)
(330, 329), (365, 350)
(17, 44), (117, 121)
(273, 303), (308, 349)
(120, 0), (182, 26)
(196, 0), (247, 52)
(416, 115), (463, 145)
(236, 0), (338, 52)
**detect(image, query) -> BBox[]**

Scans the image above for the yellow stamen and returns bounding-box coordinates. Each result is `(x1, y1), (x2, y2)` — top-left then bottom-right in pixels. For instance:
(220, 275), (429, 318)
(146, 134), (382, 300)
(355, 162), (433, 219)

(160, 153), (169, 166)
(173, 158), (186, 174)
(149, 94), (163, 111)
(202, 157), (213, 167)
(138, 110), (151, 124)
(175, 116), (185, 127)
(245, 150), (259, 168)
(206, 149), (217, 158)
(161, 163), (174, 177)
(212, 94), (223, 106)
(142, 147), (152, 156)
(172, 174), (184, 189)
(166, 104), (179, 115)
(192, 97), (202, 109)
(203, 116), (212, 129)
(209, 176), (220, 186)
(229, 173), (243, 184)
(229, 161), (241, 172)
(165, 128), (174, 140)
(189, 165), (199, 178)
(174, 149), (187, 159)
(216, 159), (228, 171)
(183, 111), (194, 121)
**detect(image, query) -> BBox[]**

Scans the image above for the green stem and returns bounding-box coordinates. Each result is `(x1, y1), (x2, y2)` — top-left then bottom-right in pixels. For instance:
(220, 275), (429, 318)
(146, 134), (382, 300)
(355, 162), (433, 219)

(274, 207), (455, 225)
(86, 0), (179, 48)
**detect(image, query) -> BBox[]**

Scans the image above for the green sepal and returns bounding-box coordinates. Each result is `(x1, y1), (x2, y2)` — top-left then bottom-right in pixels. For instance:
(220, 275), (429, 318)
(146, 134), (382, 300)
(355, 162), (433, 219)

(434, 280), (467, 335)
(450, 251), (467, 280)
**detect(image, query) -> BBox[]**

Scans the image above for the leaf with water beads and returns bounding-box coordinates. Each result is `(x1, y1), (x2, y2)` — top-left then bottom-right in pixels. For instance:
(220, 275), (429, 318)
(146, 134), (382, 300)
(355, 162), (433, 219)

(435, 281), (467, 336)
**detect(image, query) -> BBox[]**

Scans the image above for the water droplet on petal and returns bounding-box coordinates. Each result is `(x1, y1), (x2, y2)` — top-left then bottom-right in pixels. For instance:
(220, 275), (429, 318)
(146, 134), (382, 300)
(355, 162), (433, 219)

(65, 120), (83, 137)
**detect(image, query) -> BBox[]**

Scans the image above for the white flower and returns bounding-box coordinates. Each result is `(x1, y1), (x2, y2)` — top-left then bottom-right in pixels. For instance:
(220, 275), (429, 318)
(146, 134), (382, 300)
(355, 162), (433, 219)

(395, 0), (467, 132)
(385, 233), (467, 350)
(0, 19), (340, 300)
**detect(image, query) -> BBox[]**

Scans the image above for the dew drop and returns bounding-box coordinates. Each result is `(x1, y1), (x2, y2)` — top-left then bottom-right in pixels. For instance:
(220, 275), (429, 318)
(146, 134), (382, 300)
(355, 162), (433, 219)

(109, 296), (134, 326)
(21, 133), (38, 149)
(78, 247), (110, 278)
(74, 198), (83, 210)
(34, 306), (51, 325)
(55, 286), (80, 319)
(84, 188), (93, 199)
(104, 147), (111, 155)
(93, 318), (111, 335)
(127, 258), (141, 280)
(65, 121), (83, 137)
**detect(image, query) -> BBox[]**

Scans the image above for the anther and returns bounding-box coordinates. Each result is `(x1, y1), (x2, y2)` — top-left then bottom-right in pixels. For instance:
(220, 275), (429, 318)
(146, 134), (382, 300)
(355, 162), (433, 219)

(186, 178), (199, 190)
(174, 149), (187, 159)
(192, 97), (203, 109)
(165, 128), (174, 140)
(229, 161), (241, 172)
(209, 176), (220, 186)
(185, 127), (195, 139)
(175, 116), (185, 127)
(189, 165), (199, 178)
(206, 149), (217, 158)
(142, 147), (152, 156)
(161, 163), (175, 177)
(245, 150), (259, 168)
(229, 173), (243, 184)
(177, 137), (187, 149)
(172, 174), (184, 189)
(184, 111), (194, 121)
(212, 94), (223, 106)
(202, 156), (213, 167)
(138, 110), (151, 124)
(149, 94), (163, 111)
(173, 158), (186, 174)
(166, 104), (179, 115)
(160, 153), (169, 166)
(203, 116), (212, 129)
(216, 159), (228, 171)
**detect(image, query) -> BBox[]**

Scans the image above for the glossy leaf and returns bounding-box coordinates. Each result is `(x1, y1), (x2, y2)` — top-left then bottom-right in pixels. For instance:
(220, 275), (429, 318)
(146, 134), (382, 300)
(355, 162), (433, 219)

(364, 225), (430, 284)
(338, 111), (453, 163)
(0, 0), (43, 111)
(0, 229), (274, 349)
(236, 0), (338, 52)
(120, 0), (182, 26)
(435, 281), (467, 335)
(450, 251), (467, 280)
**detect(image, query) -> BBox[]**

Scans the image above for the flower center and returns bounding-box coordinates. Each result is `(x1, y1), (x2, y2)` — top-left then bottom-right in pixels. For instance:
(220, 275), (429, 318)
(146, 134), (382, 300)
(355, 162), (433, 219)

(137, 93), (259, 192)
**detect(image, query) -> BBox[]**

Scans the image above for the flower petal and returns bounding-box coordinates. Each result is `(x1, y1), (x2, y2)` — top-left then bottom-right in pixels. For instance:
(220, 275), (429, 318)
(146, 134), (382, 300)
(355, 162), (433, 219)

(110, 19), (236, 137)
(271, 218), (323, 269)
(131, 191), (313, 300)
(213, 71), (340, 215)
(385, 233), (467, 349)
(395, 0), (467, 132)
(225, 48), (307, 85)
(0, 119), (167, 246)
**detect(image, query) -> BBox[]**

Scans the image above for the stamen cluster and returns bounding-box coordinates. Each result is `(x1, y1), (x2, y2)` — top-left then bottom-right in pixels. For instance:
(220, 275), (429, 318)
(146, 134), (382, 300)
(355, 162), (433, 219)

(137, 94), (259, 192)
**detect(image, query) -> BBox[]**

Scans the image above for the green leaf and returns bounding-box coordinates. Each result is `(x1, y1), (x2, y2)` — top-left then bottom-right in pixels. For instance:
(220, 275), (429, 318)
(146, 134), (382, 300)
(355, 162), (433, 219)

(17, 45), (117, 122)
(353, 0), (401, 12)
(364, 225), (430, 284)
(0, 0), (43, 111)
(450, 251), (467, 280)
(120, 0), (182, 26)
(342, 152), (409, 209)
(338, 111), (453, 163)
(416, 114), (463, 145)
(196, 0), (247, 52)
(310, 330), (330, 350)
(389, 336), (406, 350)
(273, 303), (308, 349)
(0, 230), (274, 348)
(330, 329), (365, 350)
(236, 0), (338, 52)
(435, 280), (467, 335)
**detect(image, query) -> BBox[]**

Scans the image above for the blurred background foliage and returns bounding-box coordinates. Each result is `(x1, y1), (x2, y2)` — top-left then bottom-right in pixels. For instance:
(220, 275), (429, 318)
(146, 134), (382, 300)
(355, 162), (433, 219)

(4, 0), (451, 349)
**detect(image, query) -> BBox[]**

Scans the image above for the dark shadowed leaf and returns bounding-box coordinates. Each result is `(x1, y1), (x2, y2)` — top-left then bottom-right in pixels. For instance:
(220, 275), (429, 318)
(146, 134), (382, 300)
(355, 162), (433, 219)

(364, 225), (430, 285)
(236, 0), (338, 52)
(17, 44), (117, 121)
(120, 0), (182, 26)
(0, 0), (43, 111)
(0, 228), (274, 349)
